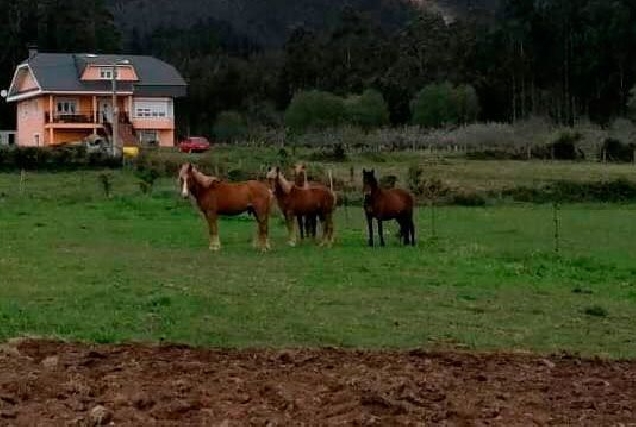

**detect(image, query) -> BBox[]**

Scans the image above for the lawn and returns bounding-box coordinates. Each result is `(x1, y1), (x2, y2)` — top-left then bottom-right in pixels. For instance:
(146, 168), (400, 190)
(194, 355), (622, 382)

(0, 169), (635, 358)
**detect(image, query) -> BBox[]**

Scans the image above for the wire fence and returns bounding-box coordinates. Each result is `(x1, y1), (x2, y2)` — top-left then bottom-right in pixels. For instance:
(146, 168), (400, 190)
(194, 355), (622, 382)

(1, 168), (635, 264)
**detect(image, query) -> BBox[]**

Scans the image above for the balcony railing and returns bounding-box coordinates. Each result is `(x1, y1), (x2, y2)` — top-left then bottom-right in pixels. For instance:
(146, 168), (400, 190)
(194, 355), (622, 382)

(45, 110), (97, 124)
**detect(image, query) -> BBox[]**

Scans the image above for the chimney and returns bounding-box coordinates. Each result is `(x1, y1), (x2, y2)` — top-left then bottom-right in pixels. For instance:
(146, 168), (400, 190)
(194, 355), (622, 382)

(27, 44), (38, 59)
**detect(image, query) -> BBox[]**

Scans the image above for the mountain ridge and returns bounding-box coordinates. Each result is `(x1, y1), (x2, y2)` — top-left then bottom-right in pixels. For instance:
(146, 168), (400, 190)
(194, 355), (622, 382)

(107, 0), (499, 49)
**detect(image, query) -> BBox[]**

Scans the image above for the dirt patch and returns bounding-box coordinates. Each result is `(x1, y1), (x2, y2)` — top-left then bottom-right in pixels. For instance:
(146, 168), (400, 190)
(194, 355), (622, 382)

(0, 340), (635, 426)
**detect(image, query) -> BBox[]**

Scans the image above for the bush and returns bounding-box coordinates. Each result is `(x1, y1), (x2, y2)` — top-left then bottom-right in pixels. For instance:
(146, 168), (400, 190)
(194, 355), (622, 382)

(284, 90), (346, 132)
(0, 146), (121, 172)
(411, 82), (458, 128)
(98, 172), (112, 198)
(502, 179), (636, 203)
(550, 131), (581, 160)
(305, 142), (348, 162)
(344, 89), (390, 130)
(227, 168), (259, 181)
(407, 165), (450, 199)
(454, 84), (480, 125)
(407, 165), (424, 196)
(529, 131), (583, 160)
(583, 305), (608, 318)
(411, 82), (481, 128)
(465, 150), (525, 160)
(450, 192), (486, 206)
(602, 137), (634, 162)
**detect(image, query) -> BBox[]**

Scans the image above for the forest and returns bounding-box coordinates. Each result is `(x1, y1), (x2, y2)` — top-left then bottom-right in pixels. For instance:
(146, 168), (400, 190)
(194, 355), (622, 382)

(1, 0), (635, 137)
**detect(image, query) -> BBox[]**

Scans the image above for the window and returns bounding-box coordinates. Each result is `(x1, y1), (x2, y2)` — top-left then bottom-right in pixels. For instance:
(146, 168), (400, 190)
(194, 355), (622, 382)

(34, 134), (40, 146)
(138, 130), (159, 146)
(55, 99), (78, 115)
(133, 99), (170, 119)
(99, 67), (119, 79)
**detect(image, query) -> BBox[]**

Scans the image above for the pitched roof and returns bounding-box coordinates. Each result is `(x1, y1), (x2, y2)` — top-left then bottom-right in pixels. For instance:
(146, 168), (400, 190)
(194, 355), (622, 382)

(9, 52), (186, 99)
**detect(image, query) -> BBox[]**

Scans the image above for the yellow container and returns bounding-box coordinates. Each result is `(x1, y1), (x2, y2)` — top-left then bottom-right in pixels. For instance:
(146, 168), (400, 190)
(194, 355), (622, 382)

(122, 146), (139, 158)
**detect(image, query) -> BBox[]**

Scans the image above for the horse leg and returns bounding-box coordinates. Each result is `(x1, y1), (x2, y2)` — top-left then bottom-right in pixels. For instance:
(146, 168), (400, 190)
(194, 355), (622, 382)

(318, 214), (328, 247)
(366, 214), (374, 247)
(250, 199), (270, 251)
(286, 211), (297, 247)
(307, 215), (313, 239)
(309, 215), (318, 240)
(206, 213), (221, 251)
(378, 219), (385, 247)
(409, 215), (416, 246)
(396, 217), (407, 246)
(257, 214), (270, 251)
(326, 213), (334, 247)
(297, 215), (305, 242)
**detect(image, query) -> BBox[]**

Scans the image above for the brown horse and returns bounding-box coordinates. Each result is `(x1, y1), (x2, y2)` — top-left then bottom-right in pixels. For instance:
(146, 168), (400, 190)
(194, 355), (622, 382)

(178, 163), (272, 251)
(362, 168), (415, 247)
(266, 166), (336, 247)
(293, 163), (320, 239)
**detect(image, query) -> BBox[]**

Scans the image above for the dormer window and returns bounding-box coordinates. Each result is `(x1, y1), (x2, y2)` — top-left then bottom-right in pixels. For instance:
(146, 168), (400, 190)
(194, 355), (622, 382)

(99, 67), (119, 79)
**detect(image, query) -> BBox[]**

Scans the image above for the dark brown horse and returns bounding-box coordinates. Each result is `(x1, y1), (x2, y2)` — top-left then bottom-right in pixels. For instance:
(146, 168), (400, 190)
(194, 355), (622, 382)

(293, 163), (320, 239)
(362, 168), (415, 247)
(178, 163), (272, 251)
(266, 166), (336, 247)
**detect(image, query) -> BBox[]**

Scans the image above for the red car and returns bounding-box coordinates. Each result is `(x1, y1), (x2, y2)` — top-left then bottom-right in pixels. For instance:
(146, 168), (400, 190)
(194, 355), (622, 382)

(178, 136), (211, 153)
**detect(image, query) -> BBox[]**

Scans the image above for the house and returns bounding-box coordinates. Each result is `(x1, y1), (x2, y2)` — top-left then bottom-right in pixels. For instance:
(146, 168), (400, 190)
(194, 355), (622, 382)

(4, 47), (187, 149)
(0, 130), (16, 147)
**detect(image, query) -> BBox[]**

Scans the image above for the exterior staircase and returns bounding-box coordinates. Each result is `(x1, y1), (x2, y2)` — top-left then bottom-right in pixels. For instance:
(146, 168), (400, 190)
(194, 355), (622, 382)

(103, 112), (137, 148)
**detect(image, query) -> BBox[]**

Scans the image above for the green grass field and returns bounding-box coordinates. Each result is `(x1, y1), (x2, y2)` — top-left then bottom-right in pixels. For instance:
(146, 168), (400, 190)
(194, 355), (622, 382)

(1, 167), (635, 358)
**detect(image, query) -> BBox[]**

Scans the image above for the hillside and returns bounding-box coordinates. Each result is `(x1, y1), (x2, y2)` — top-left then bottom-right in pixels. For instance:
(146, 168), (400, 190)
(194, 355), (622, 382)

(107, 0), (498, 49)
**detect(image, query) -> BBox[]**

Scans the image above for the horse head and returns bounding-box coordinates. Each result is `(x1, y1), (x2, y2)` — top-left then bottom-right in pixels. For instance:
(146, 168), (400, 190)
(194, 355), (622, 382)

(178, 163), (220, 198)
(178, 163), (194, 198)
(265, 166), (291, 195)
(362, 168), (377, 196)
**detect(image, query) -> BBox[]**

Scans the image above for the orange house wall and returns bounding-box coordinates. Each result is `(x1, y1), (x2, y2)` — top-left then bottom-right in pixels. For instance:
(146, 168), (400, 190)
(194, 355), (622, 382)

(16, 97), (46, 146)
(131, 118), (174, 131)
(132, 119), (175, 147)
(158, 130), (175, 147)
(15, 68), (39, 92)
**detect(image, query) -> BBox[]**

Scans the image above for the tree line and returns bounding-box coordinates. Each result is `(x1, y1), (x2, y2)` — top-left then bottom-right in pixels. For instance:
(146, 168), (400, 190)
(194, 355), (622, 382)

(1, 0), (635, 137)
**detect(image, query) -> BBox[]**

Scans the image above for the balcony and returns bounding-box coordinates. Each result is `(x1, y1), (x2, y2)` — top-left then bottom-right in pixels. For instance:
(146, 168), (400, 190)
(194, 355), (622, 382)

(45, 111), (97, 124)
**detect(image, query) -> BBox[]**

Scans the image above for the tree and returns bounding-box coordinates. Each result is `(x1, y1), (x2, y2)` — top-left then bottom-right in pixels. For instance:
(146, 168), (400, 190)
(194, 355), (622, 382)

(284, 90), (345, 132)
(276, 27), (323, 109)
(344, 89), (390, 129)
(213, 110), (247, 142)
(628, 86), (636, 122)
(454, 84), (480, 125)
(411, 82), (458, 128)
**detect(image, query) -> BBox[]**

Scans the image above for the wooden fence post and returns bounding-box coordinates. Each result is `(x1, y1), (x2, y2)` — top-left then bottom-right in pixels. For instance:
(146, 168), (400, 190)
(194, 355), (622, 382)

(19, 169), (26, 194)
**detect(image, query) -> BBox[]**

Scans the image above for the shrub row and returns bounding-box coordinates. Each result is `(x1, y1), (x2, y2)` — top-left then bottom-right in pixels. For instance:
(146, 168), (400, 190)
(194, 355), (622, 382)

(0, 146), (121, 171)
(466, 132), (635, 162)
(500, 179), (636, 204)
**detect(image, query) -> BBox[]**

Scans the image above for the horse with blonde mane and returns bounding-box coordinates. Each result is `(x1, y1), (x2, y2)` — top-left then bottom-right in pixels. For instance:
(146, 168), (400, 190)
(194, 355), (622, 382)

(266, 166), (336, 247)
(178, 163), (272, 251)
